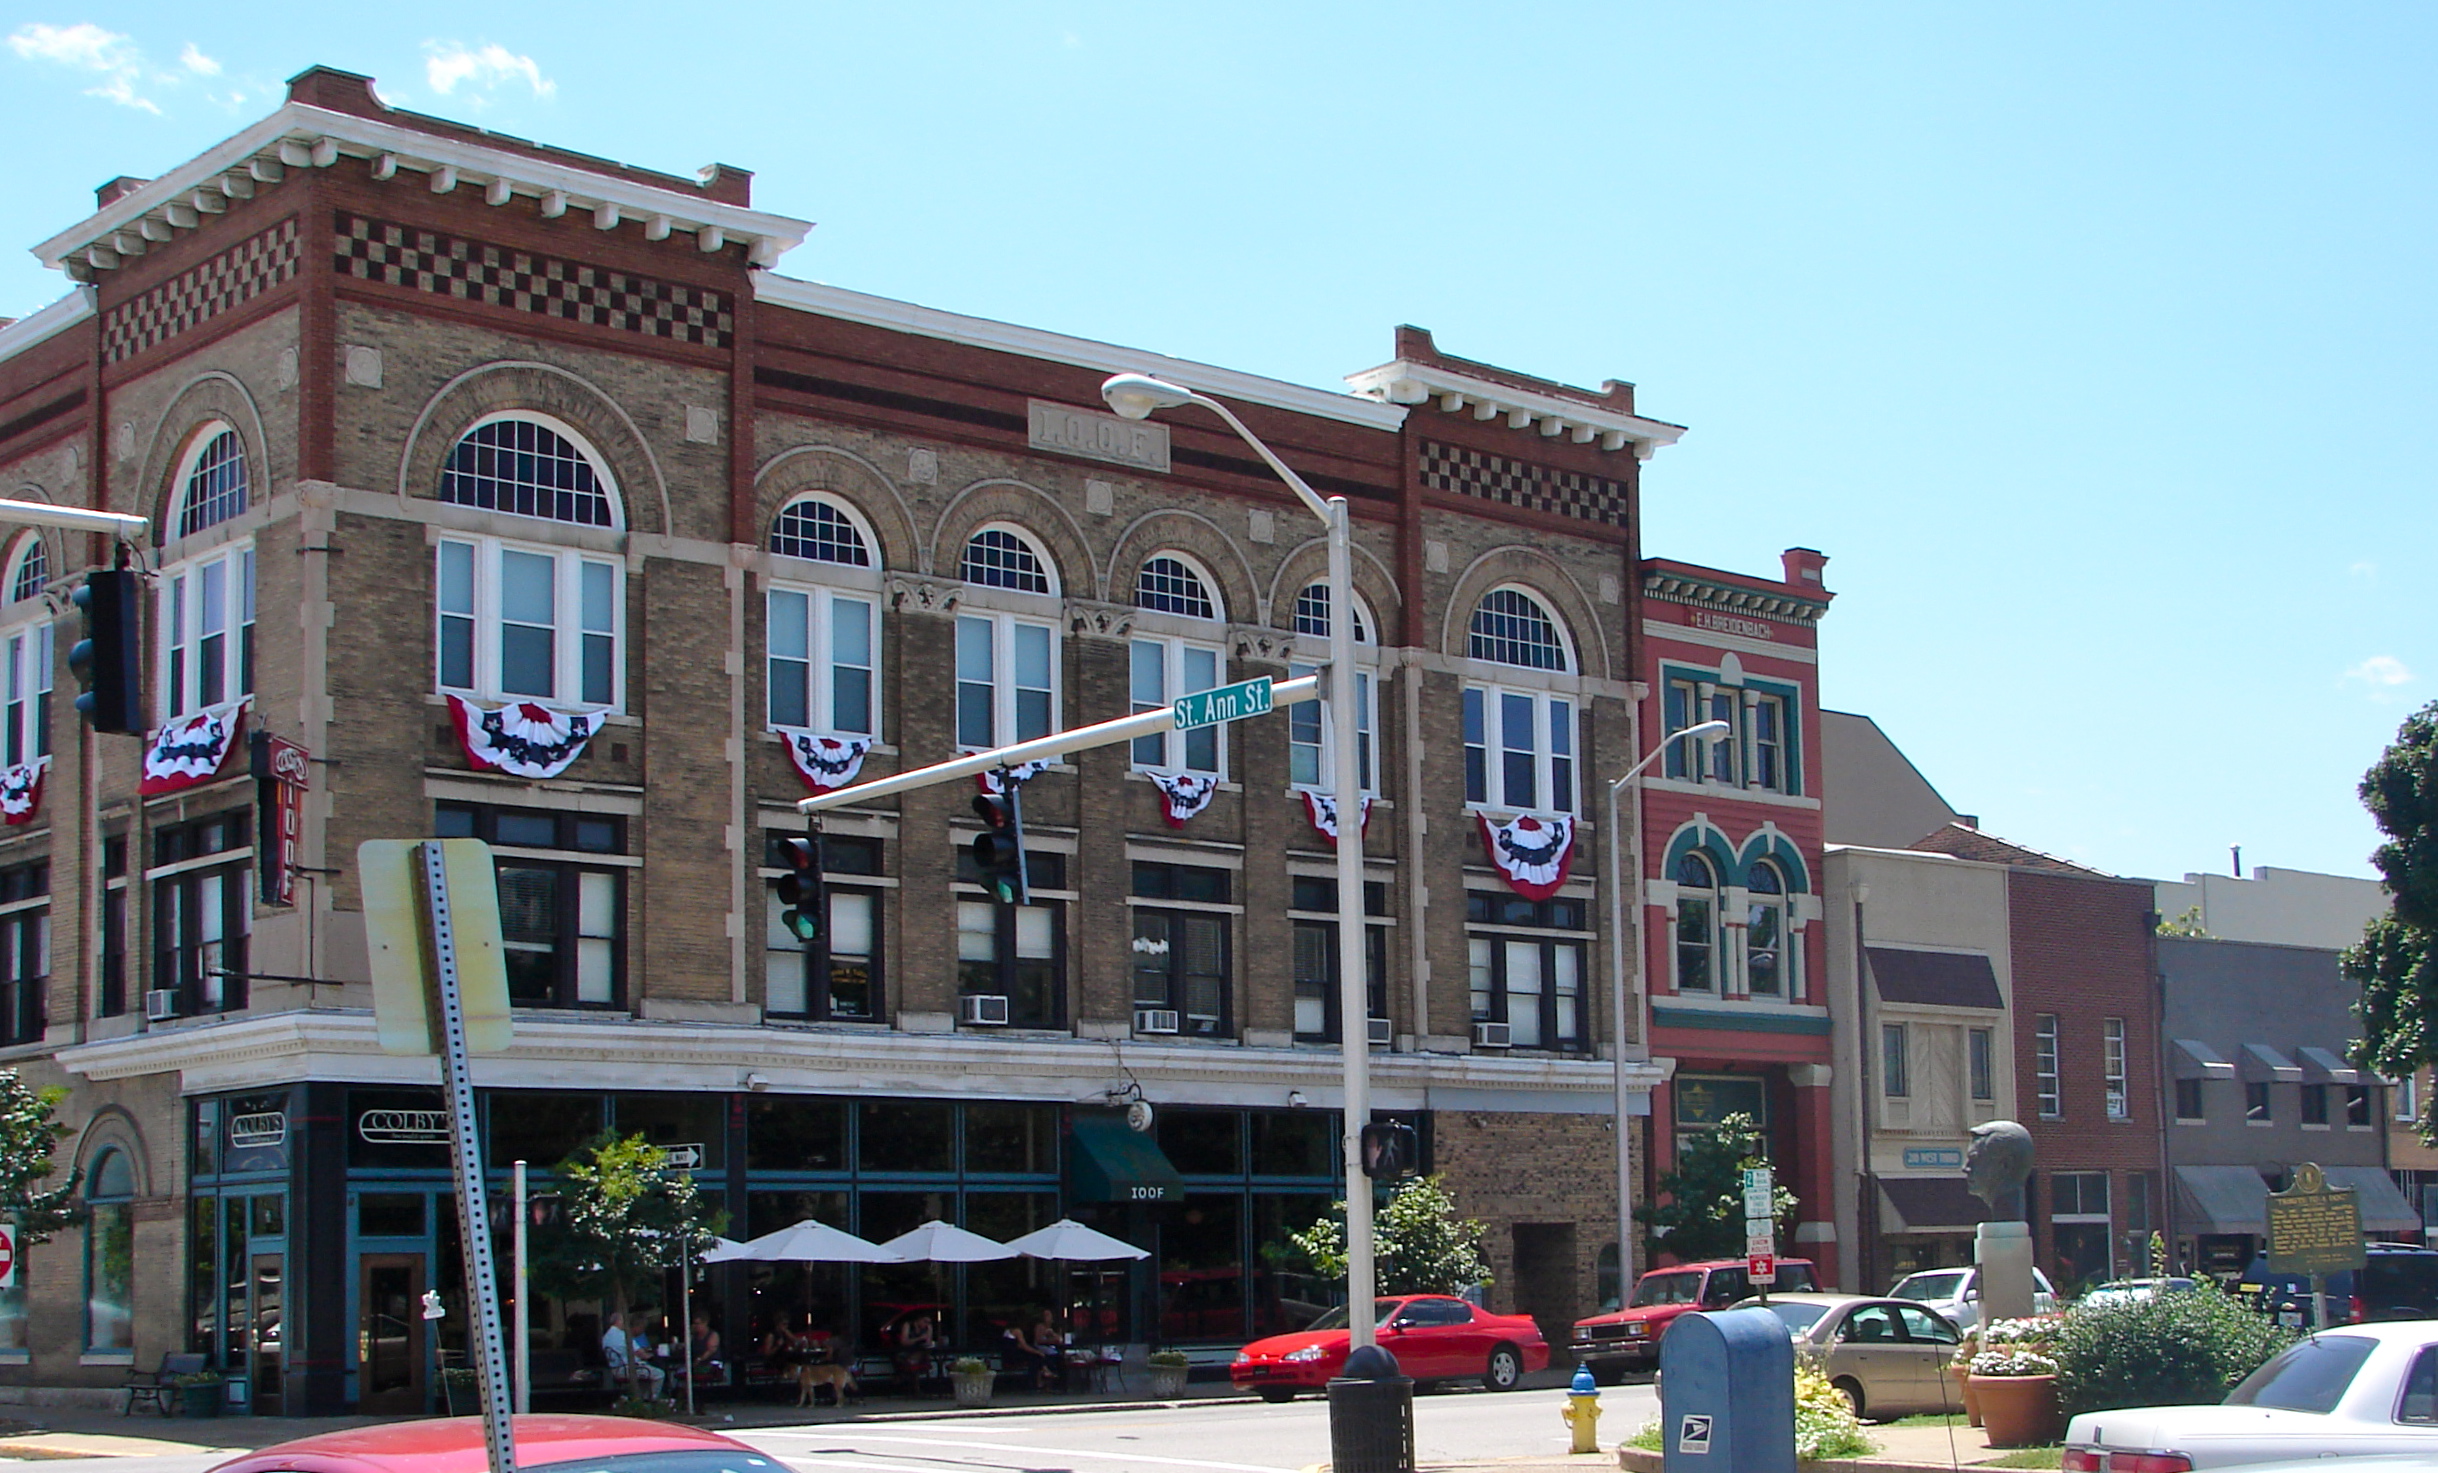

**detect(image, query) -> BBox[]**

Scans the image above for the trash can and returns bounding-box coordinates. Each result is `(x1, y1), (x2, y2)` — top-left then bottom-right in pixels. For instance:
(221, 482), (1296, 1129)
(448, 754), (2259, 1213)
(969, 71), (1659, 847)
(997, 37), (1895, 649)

(1326, 1345), (1414, 1473)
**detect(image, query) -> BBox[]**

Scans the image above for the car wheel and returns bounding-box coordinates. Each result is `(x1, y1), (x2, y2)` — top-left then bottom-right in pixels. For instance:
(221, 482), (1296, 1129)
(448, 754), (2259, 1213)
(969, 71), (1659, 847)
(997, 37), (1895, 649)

(1484, 1345), (1524, 1392)
(1832, 1377), (1865, 1420)
(1257, 1387), (1296, 1403)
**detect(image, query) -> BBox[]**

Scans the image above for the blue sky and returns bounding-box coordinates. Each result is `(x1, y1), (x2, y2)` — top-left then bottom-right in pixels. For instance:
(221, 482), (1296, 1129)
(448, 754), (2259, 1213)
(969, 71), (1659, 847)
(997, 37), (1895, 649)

(4, 3), (2429, 885)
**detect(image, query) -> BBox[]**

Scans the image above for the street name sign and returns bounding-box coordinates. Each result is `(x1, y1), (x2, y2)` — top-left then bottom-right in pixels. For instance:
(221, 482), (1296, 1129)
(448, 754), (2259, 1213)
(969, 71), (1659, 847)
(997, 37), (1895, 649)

(1172, 676), (1273, 731)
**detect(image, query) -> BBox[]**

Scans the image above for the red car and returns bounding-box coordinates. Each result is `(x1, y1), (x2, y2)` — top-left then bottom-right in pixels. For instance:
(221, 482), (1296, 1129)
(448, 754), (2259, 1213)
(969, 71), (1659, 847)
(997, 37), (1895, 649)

(1231, 1294), (1550, 1401)
(208, 1415), (777, 1473)
(1569, 1257), (1818, 1383)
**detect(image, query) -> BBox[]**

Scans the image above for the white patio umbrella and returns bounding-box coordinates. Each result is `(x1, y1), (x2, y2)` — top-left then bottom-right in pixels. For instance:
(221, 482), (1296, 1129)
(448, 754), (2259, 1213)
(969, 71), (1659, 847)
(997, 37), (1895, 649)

(705, 1218), (904, 1264)
(879, 1220), (1017, 1262)
(1002, 1219), (1150, 1262)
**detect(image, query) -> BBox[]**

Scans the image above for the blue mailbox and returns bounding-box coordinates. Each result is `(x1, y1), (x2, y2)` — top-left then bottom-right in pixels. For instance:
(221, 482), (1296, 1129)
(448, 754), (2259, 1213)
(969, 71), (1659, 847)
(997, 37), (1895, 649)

(1659, 1307), (1795, 1473)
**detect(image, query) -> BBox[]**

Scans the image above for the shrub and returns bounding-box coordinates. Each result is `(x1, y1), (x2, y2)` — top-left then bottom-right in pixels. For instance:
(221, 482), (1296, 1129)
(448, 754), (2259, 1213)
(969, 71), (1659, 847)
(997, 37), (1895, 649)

(1147, 1350), (1191, 1368)
(1793, 1355), (1874, 1461)
(950, 1356), (990, 1376)
(2053, 1283), (2292, 1418)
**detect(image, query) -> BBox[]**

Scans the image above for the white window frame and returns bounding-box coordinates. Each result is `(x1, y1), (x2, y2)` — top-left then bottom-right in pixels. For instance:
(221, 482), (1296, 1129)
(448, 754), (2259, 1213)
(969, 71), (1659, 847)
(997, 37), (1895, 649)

(157, 544), (255, 721)
(1131, 635), (1227, 776)
(1744, 861), (1788, 998)
(1881, 1022), (1909, 1098)
(1287, 585), (1378, 795)
(2103, 1016), (2130, 1120)
(1969, 1026), (1995, 1102)
(435, 537), (626, 712)
(955, 611), (1059, 752)
(2034, 1012), (2062, 1119)
(1464, 683), (1578, 815)
(766, 583), (880, 736)
(439, 412), (625, 530)
(1, 619), (50, 769)
(1671, 852), (1719, 993)
(2399, 1072), (2420, 1124)
(2050, 1171), (2111, 1223)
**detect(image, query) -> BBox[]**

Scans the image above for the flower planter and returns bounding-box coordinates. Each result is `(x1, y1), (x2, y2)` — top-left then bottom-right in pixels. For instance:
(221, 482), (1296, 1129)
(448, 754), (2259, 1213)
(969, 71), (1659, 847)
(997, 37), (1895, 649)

(951, 1369), (993, 1407)
(1147, 1364), (1189, 1400)
(1969, 1374), (2060, 1448)
(1951, 1364), (1982, 1427)
(178, 1384), (224, 1418)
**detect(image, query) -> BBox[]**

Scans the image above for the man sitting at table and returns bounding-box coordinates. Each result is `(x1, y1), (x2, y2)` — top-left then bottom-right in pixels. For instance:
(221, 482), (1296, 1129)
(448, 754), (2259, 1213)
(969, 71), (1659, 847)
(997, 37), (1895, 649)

(604, 1313), (666, 1400)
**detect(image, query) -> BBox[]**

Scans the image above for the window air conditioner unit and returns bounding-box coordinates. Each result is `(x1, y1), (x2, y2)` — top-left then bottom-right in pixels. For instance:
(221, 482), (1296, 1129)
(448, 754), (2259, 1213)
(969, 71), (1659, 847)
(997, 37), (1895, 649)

(1135, 1008), (1181, 1035)
(961, 994), (1011, 1026)
(144, 989), (179, 1021)
(1473, 1021), (1512, 1049)
(1367, 1017), (1393, 1047)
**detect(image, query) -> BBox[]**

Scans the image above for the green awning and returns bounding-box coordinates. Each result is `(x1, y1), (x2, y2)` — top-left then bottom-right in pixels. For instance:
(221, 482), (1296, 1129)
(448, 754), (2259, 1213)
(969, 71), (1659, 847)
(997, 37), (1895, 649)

(1067, 1115), (1184, 1204)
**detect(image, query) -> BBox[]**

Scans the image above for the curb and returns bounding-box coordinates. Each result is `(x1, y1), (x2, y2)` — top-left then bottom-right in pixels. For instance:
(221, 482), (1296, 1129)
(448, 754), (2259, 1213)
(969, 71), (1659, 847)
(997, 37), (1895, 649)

(732, 1392), (1263, 1426)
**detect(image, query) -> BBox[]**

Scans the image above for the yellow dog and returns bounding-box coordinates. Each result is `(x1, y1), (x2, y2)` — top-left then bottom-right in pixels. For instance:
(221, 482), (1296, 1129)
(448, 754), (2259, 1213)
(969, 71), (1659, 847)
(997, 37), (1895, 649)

(794, 1360), (857, 1407)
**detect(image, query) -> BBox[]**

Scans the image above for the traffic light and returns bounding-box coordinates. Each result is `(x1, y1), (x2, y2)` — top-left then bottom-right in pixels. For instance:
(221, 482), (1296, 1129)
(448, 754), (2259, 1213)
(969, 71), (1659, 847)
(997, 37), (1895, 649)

(775, 829), (826, 947)
(69, 569), (142, 734)
(970, 777), (1029, 904)
(1360, 1121), (1418, 1181)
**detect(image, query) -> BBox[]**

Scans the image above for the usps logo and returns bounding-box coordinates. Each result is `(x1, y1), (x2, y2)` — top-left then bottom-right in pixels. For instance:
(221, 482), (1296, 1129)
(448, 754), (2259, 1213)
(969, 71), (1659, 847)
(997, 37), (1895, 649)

(1677, 1414), (1713, 1455)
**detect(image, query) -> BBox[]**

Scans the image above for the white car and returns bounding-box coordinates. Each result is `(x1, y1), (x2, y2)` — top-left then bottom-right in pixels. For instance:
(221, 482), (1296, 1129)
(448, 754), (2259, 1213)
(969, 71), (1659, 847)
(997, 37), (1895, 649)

(2063, 1320), (2438, 1471)
(1887, 1264), (2056, 1330)
(2080, 1277), (2200, 1311)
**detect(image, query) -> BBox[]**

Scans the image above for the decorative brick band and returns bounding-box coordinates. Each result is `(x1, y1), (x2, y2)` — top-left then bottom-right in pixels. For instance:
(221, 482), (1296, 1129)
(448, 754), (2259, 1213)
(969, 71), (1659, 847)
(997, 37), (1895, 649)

(334, 213), (732, 348)
(101, 217), (302, 364)
(1419, 439), (1628, 527)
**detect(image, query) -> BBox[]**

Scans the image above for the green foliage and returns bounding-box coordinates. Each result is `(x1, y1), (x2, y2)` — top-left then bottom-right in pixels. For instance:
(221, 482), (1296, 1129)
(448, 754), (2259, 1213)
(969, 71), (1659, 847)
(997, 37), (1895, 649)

(0, 1072), (81, 1247)
(1794, 1354), (1875, 1461)
(1634, 1113), (1795, 1262)
(2052, 1283), (2291, 1418)
(529, 1132), (726, 1334)
(2345, 701), (2438, 1137)
(2154, 906), (2214, 938)
(1287, 1174), (1492, 1296)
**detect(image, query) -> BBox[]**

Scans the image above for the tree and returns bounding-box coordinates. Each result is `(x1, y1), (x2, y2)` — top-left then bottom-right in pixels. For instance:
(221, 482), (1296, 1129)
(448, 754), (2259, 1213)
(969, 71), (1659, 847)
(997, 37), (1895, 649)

(0, 1071), (81, 1246)
(529, 1133), (727, 1342)
(2155, 906), (2215, 938)
(2346, 701), (2438, 1139)
(1635, 1112), (1795, 1262)
(1288, 1174), (1493, 1296)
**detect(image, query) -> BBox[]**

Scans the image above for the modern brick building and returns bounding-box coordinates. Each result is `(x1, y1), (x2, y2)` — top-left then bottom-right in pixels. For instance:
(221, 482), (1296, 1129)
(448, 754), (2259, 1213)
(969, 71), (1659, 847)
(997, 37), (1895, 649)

(0, 67), (1736, 1410)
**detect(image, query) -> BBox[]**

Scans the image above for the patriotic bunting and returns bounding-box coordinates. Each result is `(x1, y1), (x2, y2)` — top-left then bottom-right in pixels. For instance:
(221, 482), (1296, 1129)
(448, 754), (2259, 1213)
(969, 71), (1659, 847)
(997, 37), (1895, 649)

(448, 696), (604, 780)
(1147, 771), (1218, 828)
(141, 699), (249, 795)
(775, 727), (875, 794)
(975, 760), (1051, 795)
(1477, 811), (1578, 901)
(1300, 788), (1372, 847)
(0, 756), (46, 825)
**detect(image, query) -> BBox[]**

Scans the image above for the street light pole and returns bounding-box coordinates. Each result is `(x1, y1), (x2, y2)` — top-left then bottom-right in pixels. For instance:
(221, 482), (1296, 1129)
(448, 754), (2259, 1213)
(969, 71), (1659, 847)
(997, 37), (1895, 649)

(1605, 718), (1729, 1306)
(1103, 374), (1376, 1351)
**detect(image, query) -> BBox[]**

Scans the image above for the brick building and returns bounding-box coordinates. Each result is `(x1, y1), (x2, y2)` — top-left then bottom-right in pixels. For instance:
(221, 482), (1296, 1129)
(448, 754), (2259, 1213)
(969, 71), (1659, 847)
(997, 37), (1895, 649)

(0, 67), (1726, 1411)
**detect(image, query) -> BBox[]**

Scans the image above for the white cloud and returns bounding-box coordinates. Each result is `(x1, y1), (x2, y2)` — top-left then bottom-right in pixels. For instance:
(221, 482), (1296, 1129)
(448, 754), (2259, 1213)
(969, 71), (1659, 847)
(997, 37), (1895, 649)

(7, 21), (162, 112)
(2345, 655), (2414, 688)
(179, 43), (219, 76)
(423, 42), (554, 102)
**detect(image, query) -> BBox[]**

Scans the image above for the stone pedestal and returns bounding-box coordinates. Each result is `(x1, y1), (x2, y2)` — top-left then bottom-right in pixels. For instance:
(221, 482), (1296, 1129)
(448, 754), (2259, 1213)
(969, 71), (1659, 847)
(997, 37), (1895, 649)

(1974, 1221), (2036, 1322)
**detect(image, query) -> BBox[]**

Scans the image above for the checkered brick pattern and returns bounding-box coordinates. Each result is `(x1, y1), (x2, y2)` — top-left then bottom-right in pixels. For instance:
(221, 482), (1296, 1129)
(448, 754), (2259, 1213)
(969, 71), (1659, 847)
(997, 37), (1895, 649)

(1419, 440), (1628, 526)
(334, 213), (732, 348)
(101, 217), (302, 364)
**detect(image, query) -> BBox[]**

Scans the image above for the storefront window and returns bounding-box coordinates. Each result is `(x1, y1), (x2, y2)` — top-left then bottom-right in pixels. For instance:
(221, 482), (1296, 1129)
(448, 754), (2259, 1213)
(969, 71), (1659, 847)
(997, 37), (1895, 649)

(859, 1101), (953, 1175)
(1160, 1111), (1242, 1176)
(743, 1190), (850, 1357)
(965, 1104), (1058, 1175)
(1250, 1193), (1334, 1336)
(85, 1148), (135, 1352)
(1159, 1194), (1244, 1343)
(963, 1191), (1058, 1346)
(857, 1189), (953, 1350)
(349, 1088), (450, 1171)
(488, 1093), (602, 1168)
(357, 1194), (426, 1239)
(613, 1094), (724, 1170)
(746, 1097), (847, 1172)
(1251, 1111), (1334, 1178)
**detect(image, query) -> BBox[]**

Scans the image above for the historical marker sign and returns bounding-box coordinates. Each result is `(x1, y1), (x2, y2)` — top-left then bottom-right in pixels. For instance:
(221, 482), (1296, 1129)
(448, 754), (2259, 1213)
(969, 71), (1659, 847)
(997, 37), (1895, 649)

(2266, 1162), (2366, 1278)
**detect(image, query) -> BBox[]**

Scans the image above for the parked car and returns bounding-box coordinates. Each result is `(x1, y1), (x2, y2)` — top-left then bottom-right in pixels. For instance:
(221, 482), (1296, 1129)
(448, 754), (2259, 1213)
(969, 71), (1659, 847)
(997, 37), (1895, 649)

(1728, 1294), (1964, 1421)
(1886, 1263), (2057, 1330)
(1231, 1294), (1549, 1401)
(208, 1415), (780, 1473)
(2239, 1243), (2438, 1329)
(2062, 1320), (2438, 1471)
(1569, 1258), (1818, 1383)
(2080, 1277), (2199, 1310)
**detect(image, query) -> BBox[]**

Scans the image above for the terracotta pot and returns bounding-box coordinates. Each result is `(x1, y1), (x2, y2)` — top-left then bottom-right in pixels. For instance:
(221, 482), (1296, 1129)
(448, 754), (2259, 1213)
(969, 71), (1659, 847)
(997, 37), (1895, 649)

(1969, 1374), (2061, 1448)
(1951, 1363), (1982, 1427)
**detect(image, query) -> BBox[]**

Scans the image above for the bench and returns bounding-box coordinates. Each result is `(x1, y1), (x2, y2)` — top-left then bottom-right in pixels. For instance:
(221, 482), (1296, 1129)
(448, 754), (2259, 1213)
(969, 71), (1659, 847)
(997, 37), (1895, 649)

(125, 1352), (207, 1417)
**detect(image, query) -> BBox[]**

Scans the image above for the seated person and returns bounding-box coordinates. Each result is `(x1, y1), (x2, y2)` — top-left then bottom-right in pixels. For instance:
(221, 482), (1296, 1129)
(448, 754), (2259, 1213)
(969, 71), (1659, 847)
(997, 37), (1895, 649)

(688, 1312), (724, 1382)
(1026, 1310), (1067, 1390)
(1001, 1319), (1047, 1386)
(604, 1313), (667, 1400)
(892, 1311), (937, 1380)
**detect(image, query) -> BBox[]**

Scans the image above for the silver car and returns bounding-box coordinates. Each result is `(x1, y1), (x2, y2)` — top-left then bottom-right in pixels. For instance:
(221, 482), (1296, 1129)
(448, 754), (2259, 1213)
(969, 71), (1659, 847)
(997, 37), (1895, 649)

(1731, 1293), (1964, 1421)
(1888, 1264), (2058, 1330)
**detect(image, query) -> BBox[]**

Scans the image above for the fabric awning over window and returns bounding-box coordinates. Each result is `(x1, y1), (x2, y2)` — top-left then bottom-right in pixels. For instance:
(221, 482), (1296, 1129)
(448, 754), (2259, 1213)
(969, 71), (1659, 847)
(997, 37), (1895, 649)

(2174, 1165), (2270, 1235)
(1877, 1177), (1991, 1233)
(2240, 1043), (2304, 1083)
(2172, 1039), (2236, 1079)
(1065, 1115), (1185, 1204)
(2296, 1046), (2363, 1084)
(2317, 1167), (2421, 1234)
(1865, 948), (2003, 1009)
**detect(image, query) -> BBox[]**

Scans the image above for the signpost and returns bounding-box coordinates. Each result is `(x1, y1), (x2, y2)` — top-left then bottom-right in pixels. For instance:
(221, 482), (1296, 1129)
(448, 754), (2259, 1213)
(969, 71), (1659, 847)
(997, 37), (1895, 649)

(1743, 1166), (1777, 1299)
(1170, 675), (1272, 732)
(2266, 1162), (2365, 1333)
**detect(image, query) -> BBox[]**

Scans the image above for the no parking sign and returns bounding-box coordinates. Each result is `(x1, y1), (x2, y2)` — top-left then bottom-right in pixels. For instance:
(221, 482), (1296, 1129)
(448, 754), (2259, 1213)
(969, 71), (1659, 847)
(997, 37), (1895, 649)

(0, 1224), (18, 1288)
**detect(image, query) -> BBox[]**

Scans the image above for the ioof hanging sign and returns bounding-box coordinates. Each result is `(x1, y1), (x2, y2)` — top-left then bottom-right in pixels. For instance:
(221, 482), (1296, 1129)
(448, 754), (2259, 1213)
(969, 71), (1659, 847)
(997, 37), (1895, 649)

(252, 731), (310, 907)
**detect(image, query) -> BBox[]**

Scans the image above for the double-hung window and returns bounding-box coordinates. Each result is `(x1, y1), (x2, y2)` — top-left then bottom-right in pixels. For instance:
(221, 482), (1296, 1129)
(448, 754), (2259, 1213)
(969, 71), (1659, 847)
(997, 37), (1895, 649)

(1745, 861), (1786, 997)
(83, 1149), (134, 1354)
(0, 862), (46, 1046)
(436, 802), (624, 1008)
(1288, 583), (1377, 791)
(1673, 854), (1717, 991)
(2034, 1013), (2062, 1118)
(159, 427), (256, 721)
(1131, 557), (1225, 775)
(1290, 875), (1389, 1043)
(1662, 672), (1801, 794)
(1131, 861), (1233, 1037)
(1464, 588), (1576, 813)
(2, 538), (49, 768)
(1969, 1027), (1995, 1102)
(1467, 892), (1589, 1051)
(2346, 1084), (2373, 1129)
(1881, 1023), (1909, 1097)
(955, 849), (1065, 1029)
(764, 833), (882, 1022)
(2300, 1083), (2329, 1127)
(956, 528), (1059, 751)
(1663, 677), (1739, 783)
(151, 810), (249, 1016)
(2103, 1017), (2130, 1119)
(767, 498), (880, 735)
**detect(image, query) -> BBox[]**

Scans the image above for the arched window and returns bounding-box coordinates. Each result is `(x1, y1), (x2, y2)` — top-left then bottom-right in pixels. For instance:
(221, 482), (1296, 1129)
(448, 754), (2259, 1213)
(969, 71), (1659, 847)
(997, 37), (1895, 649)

(960, 528), (1051, 594)
(2, 541), (50, 769)
(177, 428), (248, 538)
(1135, 556), (1214, 620)
(1746, 862), (1785, 997)
(1132, 554), (1224, 774)
(8, 540), (45, 606)
(84, 1147), (135, 1353)
(766, 498), (879, 735)
(440, 418), (616, 528)
(1289, 582), (1377, 792)
(1468, 587), (1569, 672)
(1292, 582), (1369, 642)
(1674, 854), (1717, 993)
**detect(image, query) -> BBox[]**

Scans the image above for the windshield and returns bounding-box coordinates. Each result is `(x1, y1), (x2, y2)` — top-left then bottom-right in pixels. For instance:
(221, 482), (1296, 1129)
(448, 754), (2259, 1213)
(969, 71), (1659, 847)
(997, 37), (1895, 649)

(1632, 1272), (1702, 1308)
(1761, 1302), (1829, 1332)
(532, 1454), (786, 1473)
(1305, 1298), (1402, 1332)
(2224, 1335), (2378, 1414)
(1892, 1272), (1967, 1302)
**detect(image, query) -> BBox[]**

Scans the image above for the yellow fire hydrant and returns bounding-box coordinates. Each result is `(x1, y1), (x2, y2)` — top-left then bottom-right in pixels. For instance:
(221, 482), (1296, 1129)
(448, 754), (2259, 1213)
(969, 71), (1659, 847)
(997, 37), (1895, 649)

(1560, 1363), (1602, 1453)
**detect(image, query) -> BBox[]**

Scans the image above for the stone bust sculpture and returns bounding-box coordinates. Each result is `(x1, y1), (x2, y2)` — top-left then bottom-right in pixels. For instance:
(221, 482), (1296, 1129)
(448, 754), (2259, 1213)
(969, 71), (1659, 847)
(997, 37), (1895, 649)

(1964, 1120), (2035, 1221)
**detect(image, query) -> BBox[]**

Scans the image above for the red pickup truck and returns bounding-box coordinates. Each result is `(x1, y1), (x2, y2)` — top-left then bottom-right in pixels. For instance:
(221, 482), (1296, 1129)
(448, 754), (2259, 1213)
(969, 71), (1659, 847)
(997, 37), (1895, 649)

(1568, 1257), (1818, 1383)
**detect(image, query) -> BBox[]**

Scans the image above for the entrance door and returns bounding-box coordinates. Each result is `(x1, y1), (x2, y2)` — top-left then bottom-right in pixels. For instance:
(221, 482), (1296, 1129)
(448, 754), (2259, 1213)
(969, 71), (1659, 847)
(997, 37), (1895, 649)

(250, 1255), (284, 1416)
(359, 1254), (427, 1415)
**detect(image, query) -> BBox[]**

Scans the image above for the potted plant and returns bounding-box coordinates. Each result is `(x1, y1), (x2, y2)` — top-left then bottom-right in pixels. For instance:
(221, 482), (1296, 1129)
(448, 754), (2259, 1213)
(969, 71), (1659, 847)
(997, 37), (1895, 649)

(1949, 1327), (1983, 1427)
(170, 1368), (226, 1418)
(442, 1366), (481, 1416)
(1147, 1349), (1190, 1400)
(950, 1356), (994, 1407)
(1967, 1317), (2065, 1448)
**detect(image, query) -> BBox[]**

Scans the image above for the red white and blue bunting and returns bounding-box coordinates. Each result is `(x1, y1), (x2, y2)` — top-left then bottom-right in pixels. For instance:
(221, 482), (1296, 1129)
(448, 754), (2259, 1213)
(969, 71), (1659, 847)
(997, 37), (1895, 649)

(975, 760), (1051, 795)
(1147, 771), (1217, 828)
(448, 697), (605, 781)
(1477, 812), (1578, 901)
(141, 699), (249, 795)
(1300, 789), (1372, 847)
(775, 727), (875, 795)
(0, 756), (46, 826)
